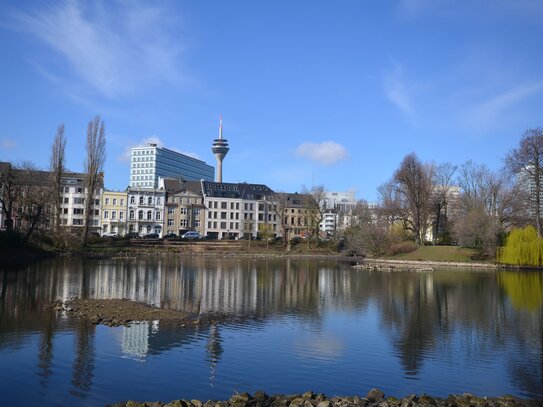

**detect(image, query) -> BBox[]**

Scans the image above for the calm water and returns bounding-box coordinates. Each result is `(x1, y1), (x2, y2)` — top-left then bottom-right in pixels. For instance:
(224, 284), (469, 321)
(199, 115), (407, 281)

(0, 256), (542, 406)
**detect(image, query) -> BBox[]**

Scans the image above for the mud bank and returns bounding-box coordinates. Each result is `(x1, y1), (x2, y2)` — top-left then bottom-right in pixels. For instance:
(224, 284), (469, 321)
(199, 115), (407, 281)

(50, 298), (228, 327)
(108, 389), (539, 407)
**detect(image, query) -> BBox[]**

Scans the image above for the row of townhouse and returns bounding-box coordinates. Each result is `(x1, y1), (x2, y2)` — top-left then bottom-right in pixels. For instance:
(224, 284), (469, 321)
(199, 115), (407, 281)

(100, 178), (313, 239)
(1, 161), (318, 240)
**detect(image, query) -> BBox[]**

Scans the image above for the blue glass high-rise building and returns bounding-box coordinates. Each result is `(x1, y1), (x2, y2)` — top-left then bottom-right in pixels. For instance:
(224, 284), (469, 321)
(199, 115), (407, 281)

(130, 143), (215, 188)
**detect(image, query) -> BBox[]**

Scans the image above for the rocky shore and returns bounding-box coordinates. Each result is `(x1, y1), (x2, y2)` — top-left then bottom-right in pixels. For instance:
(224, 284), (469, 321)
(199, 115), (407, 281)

(50, 298), (228, 327)
(108, 389), (540, 407)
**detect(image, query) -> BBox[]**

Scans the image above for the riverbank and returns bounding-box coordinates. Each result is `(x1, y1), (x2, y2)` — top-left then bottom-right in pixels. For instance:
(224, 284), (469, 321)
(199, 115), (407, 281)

(108, 389), (539, 407)
(50, 298), (230, 327)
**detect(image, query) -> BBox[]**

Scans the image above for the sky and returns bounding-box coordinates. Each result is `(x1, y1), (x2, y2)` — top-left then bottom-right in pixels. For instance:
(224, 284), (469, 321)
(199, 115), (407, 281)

(0, 1), (542, 202)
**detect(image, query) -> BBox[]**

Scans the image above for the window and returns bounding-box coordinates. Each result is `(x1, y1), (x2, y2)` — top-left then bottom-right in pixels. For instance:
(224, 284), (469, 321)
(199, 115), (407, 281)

(105, 198), (110, 205)
(94, 210), (99, 216)
(63, 208), (68, 214)
(156, 211), (161, 221)
(77, 188), (83, 193)
(221, 202), (227, 209)
(180, 219), (188, 227)
(230, 202), (234, 210)
(130, 211), (134, 219)
(147, 210), (152, 220)
(119, 211), (124, 220)
(168, 207), (175, 214)
(194, 209), (200, 216)
(130, 196), (135, 204)
(139, 196), (144, 205)
(180, 208), (187, 215)
(112, 198), (117, 205)
(195, 220), (200, 227)
(112, 211), (117, 220)
(156, 197), (161, 205)
(168, 219), (174, 226)
(64, 187), (70, 193)
(63, 198), (69, 204)
(104, 210), (109, 219)
(120, 199), (125, 206)
(148, 197), (153, 205)
(236, 203), (239, 210)
(221, 212), (227, 219)
(73, 197), (84, 204)
(220, 222), (227, 229)
(138, 211), (143, 220)
(73, 219), (83, 226)
(208, 221), (212, 228)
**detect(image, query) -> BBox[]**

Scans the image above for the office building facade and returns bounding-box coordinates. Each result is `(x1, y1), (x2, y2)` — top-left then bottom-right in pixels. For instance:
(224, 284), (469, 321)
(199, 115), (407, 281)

(130, 143), (214, 188)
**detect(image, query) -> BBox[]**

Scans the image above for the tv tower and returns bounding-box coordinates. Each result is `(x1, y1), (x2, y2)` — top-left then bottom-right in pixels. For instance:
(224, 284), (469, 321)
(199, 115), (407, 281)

(211, 115), (229, 182)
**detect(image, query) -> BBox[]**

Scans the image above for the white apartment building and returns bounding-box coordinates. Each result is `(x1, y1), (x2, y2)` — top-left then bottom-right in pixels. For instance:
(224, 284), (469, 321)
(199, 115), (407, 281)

(60, 172), (103, 233)
(127, 185), (166, 237)
(202, 181), (278, 239)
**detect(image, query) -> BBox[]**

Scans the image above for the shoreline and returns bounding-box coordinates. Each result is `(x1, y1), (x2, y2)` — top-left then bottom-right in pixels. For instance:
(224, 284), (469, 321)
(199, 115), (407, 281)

(108, 389), (540, 407)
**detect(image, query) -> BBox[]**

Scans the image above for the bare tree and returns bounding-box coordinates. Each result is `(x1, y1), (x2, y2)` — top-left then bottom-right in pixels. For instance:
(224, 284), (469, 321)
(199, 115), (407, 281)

(452, 161), (527, 257)
(0, 162), (20, 232)
(431, 162), (457, 245)
(271, 192), (290, 245)
(82, 116), (106, 246)
(50, 124), (66, 235)
(302, 185), (327, 247)
(380, 153), (435, 245)
(16, 162), (53, 242)
(505, 128), (543, 235)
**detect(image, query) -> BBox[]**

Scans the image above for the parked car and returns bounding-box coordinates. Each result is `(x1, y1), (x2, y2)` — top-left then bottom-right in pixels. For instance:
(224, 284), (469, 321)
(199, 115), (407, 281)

(163, 233), (178, 240)
(143, 233), (159, 239)
(181, 231), (200, 240)
(201, 234), (217, 240)
(103, 233), (118, 238)
(126, 232), (140, 239)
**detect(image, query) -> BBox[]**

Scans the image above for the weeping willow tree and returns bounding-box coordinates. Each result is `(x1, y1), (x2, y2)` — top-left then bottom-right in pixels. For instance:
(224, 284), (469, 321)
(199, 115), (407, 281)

(498, 226), (543, 266)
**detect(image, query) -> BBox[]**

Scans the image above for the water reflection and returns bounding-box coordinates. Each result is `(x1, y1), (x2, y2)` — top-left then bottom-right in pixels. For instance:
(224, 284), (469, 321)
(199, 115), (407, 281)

(0, 257), (542, 402)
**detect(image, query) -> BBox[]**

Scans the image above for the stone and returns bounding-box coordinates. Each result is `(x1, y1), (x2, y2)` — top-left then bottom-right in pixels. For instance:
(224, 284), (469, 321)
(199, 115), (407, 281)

(366, 389), (385, 401)
(303, 392), (315, 400)
(254, 392), (269, 401)
(191, 400), (203, 407)
(317, 401), (332, 407)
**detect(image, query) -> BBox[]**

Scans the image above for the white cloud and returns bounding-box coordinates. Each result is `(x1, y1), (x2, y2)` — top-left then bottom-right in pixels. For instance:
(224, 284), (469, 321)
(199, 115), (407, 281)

(9, 1), (188, 98)
(466, 80), (543, 129)
(384, 63), (415, 116)
(118, 136), (200, 163)
(1, 139), (16, 150)
(295, 141), (348, 166)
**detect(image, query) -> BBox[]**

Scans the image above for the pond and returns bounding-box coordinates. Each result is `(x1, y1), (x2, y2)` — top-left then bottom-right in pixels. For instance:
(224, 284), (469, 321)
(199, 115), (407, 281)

(0, 256), (542, 406)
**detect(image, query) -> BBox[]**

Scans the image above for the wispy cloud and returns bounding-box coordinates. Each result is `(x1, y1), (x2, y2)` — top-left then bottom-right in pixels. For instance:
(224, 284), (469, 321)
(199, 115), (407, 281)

(384, 63), (415, 117)
(118, 136), (200, 163)
(8, 1), (188, 98)
(295, 141), (348, 166)
(466, 80), (543, 129)
(1, 139), (17, 150)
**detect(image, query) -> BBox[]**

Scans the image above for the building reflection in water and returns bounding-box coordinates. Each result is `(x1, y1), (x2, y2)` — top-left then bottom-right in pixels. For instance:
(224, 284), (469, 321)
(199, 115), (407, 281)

(0, 258), (542, 398)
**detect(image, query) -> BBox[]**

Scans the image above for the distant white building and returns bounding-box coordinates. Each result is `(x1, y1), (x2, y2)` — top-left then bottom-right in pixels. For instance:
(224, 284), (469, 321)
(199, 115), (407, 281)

(323, 190), (357, 213)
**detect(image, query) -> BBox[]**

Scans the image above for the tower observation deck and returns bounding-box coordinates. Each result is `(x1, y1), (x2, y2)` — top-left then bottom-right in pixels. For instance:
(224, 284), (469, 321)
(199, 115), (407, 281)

(212, 115), (229, 182)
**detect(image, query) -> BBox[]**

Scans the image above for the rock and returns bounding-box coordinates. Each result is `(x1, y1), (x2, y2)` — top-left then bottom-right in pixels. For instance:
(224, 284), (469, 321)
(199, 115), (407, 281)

(191, 400), (203, 407)
(366, 389), (385, 401)
(303, 391), (315, 400)
(254, 391), (269, 401)
(164, 401), (186, 407)
(317, 401), (332, 407)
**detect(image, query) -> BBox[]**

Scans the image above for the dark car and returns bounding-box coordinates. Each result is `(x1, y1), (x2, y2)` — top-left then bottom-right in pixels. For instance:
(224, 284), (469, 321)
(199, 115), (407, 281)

(143, 233), (159, 239)
(126, 232), (140, 239)
(163, 233), (177, 240)
(201, 234), (217, 240)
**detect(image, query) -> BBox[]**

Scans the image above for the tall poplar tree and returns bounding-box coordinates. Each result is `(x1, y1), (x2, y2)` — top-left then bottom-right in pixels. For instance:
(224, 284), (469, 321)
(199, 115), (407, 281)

(81, 116), (106, 246)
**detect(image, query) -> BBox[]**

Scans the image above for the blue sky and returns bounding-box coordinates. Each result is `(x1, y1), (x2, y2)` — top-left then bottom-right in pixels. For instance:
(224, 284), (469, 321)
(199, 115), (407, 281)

(0, 1), (542, 201)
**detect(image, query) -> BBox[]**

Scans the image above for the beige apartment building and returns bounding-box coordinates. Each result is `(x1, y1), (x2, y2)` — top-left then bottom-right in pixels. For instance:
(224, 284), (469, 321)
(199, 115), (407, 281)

(163, 179), (206, 236)
(101, 190), (128, 236)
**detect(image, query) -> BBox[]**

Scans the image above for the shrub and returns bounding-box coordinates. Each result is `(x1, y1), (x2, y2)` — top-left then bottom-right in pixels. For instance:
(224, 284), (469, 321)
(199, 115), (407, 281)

(498, 226), (543, 267)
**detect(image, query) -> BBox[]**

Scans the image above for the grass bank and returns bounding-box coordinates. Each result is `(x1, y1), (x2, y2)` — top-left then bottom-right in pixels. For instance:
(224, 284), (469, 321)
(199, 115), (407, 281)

(384, 245), (482, 263)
